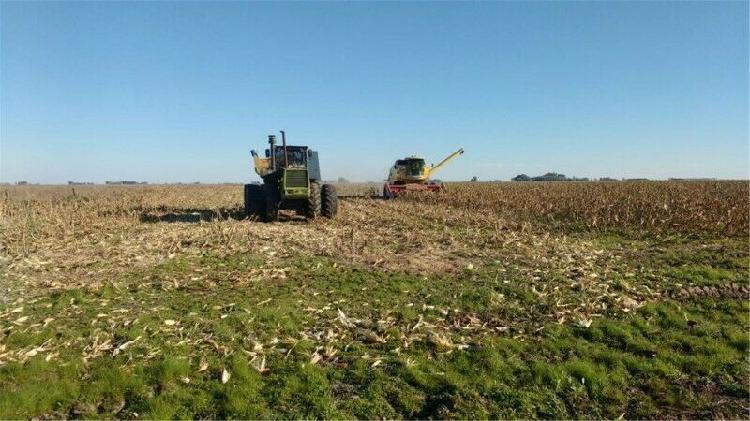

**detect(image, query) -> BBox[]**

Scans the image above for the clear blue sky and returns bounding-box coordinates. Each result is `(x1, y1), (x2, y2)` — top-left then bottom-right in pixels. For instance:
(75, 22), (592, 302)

(1, 1), (747, 183)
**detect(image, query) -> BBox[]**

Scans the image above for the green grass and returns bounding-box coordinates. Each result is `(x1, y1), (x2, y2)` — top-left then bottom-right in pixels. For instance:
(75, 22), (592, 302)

(0, 243), (748, 419)
(666, 264), (738, 285)
(1, 300), (746, 418)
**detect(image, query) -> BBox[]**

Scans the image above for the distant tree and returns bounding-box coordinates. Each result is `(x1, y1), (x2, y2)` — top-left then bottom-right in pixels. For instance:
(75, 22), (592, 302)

(471, 176), (478, 182)
(512, 174), (531, 182)
(337, 177), (349, 183)
(532, 172), (567, 181)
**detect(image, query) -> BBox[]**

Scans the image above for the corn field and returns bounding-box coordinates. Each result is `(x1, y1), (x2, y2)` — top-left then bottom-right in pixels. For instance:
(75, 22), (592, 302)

(406, 181), (749, 236)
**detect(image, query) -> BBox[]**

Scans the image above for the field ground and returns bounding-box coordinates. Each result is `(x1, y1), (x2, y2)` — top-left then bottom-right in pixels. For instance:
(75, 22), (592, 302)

(0, 182), (748, 419)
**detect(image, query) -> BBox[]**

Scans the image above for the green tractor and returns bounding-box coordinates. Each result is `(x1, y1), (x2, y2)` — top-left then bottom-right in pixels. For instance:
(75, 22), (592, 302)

(244, 131), (338, 222)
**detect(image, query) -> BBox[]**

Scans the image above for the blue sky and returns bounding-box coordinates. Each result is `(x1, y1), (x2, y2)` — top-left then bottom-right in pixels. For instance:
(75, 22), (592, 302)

(1, 1), (747, 183)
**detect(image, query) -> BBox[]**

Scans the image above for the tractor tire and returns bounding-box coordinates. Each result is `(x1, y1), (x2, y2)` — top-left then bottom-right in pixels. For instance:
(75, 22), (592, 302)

(244, 184), (263, 217)
(321, 184), (338, 218)
(306, 182), (321, 219)
(262, 183), (279, 222)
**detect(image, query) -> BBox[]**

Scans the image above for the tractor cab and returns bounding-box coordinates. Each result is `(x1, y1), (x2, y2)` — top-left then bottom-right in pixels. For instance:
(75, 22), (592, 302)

(253, 133), (321, 181)
(267, 145), (309, 169)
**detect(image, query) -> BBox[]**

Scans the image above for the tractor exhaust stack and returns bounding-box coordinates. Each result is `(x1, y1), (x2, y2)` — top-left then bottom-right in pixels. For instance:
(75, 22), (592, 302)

(280, 130), (289, 168)
(268, 135), (277, 170)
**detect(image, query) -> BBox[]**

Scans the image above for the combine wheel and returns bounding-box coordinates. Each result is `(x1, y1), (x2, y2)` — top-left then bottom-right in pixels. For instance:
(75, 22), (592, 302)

(244, 184), (263, 217)
(306, 182), (321, 219)
(262, 183), (280, 222)
(321, 184), (338, 218)
(382, 184), (394, 199)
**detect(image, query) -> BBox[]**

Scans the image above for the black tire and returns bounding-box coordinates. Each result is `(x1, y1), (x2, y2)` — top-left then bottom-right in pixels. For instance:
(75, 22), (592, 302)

(321, 184), (338, 218)
(262, 183), (279, 222)
(306, 182), (321, 219)
(244, 184), (263, 217)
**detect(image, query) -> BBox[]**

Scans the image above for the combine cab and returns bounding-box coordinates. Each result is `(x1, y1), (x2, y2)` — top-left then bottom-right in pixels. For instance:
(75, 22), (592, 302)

(245, 131), (338, 222)
(383, 149), (464, 198)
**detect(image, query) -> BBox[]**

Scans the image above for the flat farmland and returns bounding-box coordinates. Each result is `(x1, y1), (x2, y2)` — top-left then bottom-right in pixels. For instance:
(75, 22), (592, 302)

(0, 181), (748, 419)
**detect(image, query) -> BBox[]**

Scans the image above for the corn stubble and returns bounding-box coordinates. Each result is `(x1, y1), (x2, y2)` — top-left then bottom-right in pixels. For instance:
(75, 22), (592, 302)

(0, 182), (747, 418)
(0, 181), (746, 297)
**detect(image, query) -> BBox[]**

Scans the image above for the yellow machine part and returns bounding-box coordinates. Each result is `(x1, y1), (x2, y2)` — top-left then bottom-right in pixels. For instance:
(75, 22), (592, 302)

(387, 148), (464, 185)
(252, 154), (271, 176)
(427, 148), (464, 178)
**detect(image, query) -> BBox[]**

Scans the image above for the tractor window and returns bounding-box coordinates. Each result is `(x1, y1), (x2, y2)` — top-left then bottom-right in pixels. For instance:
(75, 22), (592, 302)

(274, 147), (307, 167)
(288, 149), (306, 166)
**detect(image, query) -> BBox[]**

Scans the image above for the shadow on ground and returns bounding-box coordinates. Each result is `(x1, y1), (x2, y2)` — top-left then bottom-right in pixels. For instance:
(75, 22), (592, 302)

(138, 207), (308, 223)
(139, 208), (247, 223)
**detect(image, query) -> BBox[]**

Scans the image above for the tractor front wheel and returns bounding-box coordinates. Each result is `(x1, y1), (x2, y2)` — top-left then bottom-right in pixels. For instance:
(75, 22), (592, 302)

(321, 184), (338, 218)
(262, 184), (279, 222)
(244, 184), (263, 217)
(306, 182), (321, 219)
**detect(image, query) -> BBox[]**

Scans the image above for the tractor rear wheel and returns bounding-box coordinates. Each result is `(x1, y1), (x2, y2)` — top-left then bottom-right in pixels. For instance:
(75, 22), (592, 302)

(244, 184), (263, 217)
(306, 182), (321, 219)
(321, 184), (338, 218)
(262, 183), (279, 222)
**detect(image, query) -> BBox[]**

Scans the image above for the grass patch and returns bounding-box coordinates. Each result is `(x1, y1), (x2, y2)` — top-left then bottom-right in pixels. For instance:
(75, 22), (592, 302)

(666, 264), (737, 285)
(0, 252), (747, 419)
